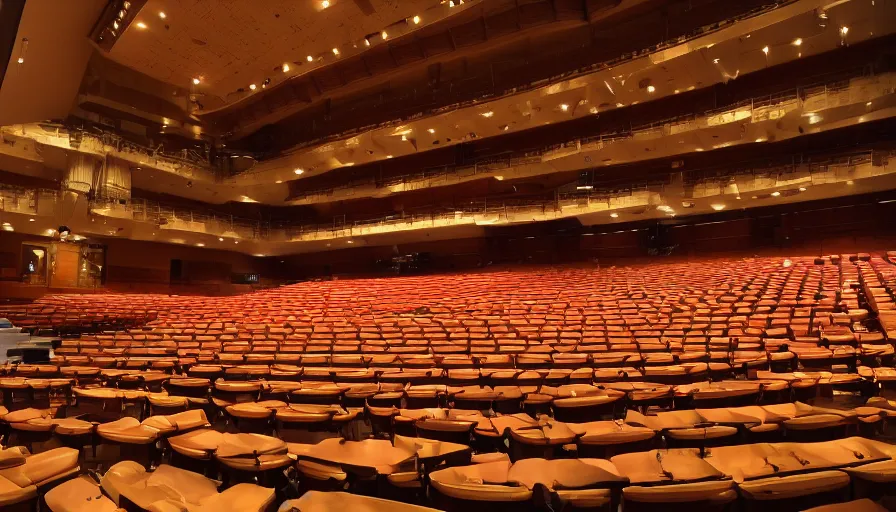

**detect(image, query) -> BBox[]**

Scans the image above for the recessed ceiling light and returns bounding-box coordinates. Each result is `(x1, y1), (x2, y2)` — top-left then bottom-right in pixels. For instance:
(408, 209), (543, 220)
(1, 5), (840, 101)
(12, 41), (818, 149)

(646, 85), (656, 93)
(712, 58), (720, 64)
(771, 191), (781, 197)
(364, 39), (370, 46)
(192, 77), (201, 85)
(846, 180), (854, 185)
(136, 21), (147, 29)
(610, 213), (619, 218)
(282, 63), (290, 72)
(159, 12), (166, 19)
(494, 176), (504, 181)
(321, 0), (330, 8)
(276, 180), (283, 183)
(560, 104), (569, 111)
(798, 187), (807, 191)
(386, 155), (393, 158)
(347, 240), (354, 244)
(710, 204), (726, 211)
(840, 26), (849, 35)
(249, 84), (256, 90)
(401, 135), (407, 141)
(792, 38), (802, 46)
(381, 31), (388, 39)
(218, 237), (224, 242)
(307, 55), (314, 62)
(294, 168), (304, 175)
(234, 241), (239, 244)
(28, 218), (35, 222)
(761, 46), (769, 55)
(113, 20), (120, 30)
(196, 243), (205, 247)
(449, 0), (455, 6)
(16, 57), (23, 64)
(412, 15), (421, 24)
(481, 111), (494, 118)
(427, 128), (435, 134)
(332, 48), (339, 55)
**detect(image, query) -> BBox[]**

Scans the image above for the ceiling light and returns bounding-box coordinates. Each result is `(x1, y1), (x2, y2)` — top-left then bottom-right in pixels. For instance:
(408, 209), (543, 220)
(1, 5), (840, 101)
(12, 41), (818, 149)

(771, 191), (781, 197)
(113, 20), (120, 30)
(217, 237), (224, 242)
(294, 168), (304, 175)
(560, 104), (569, 111)
(386, 155), (393, 158)
(755, 138), (766, 143)
(275, 180), (283, 183)
(307, 55), (314, 62)
(610, 213), (619, 218)
(495, 176), (504, 181)
(321, 0), (330, 8)
(249, 84), (256, 90)
(840, 26), (849, 35)
(710, 204), (726, 211)
(16, 57), (23, 64)
(364, 38), (370, 46)
(427, 128), (435, 134)
(401, 135), (407, 141)
(119, 10), (126, 19)
(792, 38), (802, 46)
(332, 48), (339, 55)
(381, 31), (388, 39)
(646, 85), (656, 93)
(847, 180), (854, 185)
(412, 15), (421, 24)
(761, 46), (769, 55)
(449, 0), (455, 7)
(234, 241), (239, 244)
(282, 63), (290, 72)
(347, 240), (354, 244)
(576, 185), (593, 190)
(501, 125), (509, 131)
(712, 58), (720, 64)
(159, 11), (166, 19)
(799, 187), (807, 191)
(481, 111), (494, 118)
(136, 21), (147, 29)
(192, 77), (201, 85)
(808, 114), (821, 124)
(866, 101), (872, 107)
(28, 218), (35, 222)
(657, 205), (673, 213)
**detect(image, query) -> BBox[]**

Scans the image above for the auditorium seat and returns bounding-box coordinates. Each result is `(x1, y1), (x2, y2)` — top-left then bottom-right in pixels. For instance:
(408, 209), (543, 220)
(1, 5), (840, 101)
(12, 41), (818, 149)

(0, 446), (81, 510)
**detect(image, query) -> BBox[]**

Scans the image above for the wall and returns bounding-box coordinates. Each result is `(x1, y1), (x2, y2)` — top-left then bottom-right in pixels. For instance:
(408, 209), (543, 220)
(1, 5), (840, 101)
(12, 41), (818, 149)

(0, 230), (265, 299)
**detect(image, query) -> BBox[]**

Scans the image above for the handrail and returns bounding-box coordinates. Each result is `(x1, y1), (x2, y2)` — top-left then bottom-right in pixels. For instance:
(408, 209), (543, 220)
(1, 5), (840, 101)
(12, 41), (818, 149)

(289, 70), (893, 201)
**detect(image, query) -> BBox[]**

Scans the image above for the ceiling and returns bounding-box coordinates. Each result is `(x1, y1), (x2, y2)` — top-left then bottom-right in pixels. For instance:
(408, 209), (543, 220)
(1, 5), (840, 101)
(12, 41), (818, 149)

(105, 0), (449, 111)
(0, 0), (106, 126)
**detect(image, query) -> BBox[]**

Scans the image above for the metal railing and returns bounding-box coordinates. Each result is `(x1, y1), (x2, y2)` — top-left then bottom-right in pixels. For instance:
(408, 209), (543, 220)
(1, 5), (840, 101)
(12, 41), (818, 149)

(290, 71), (894, 201)
(238, 1), (790, 170)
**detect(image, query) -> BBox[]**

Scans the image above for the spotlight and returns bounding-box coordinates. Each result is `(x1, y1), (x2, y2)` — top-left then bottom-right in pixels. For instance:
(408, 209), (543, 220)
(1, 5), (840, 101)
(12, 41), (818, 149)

(381, 31), (388, 39)
(249, 84), (256, 90)
(840, 26), (849, 35)
(192, 77), (201, 85)
(307, 55), (314, 62)
(792, 38), (802, 46)
(646, 85), (656, 93)
(282, 63), (290, 72)
(218, 237), (224, 241)
(159, 12), (166, 19)
(294, 168), (304, 175)
(321, 0), (330, 7)
(136, 21), (147, 29)
(560, 104), (569, 111)
(332, 48), (339, 55)
(412, 15), (420, 24)
(16, 57), (23, 64)
(427, 128), (435, 134)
